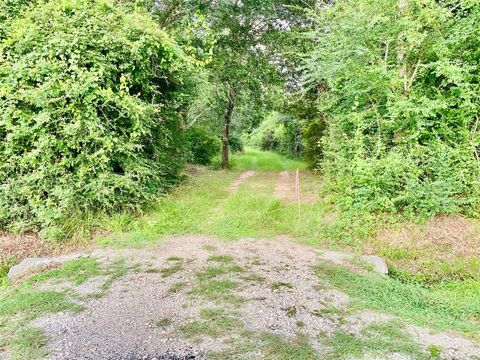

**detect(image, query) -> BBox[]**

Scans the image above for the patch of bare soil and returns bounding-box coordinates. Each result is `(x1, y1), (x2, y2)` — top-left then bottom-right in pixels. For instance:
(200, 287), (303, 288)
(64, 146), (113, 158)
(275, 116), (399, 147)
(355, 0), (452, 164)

(29, 236), (480, 360)
(0, 232), (89, 276)
(274, 171), (296, 202)
(228, 170), (256, 193)
(274, 171), (319, 203)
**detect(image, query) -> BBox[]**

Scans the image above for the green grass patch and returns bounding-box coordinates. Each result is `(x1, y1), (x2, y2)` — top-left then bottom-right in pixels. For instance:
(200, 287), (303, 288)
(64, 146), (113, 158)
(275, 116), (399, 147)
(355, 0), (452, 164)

(191, 279), (238, 299)
(95, 171), (236, 248)
(207, 255), (235, 263)
(8, 327), (48, 360)
(181, 307), (244, 340)
(160, 263), (183, 278)
(261, 333), (318, 359)
(29, 257), (101, 285)
(0, 257), (129, 358)
(230, 149), (305, 172)
(196, 265), (244, 282)
(168, 281), (187, 294)
(271, 282), (293, 291)
(322, 321), (430, 359)
(316, 261), (480, 336)
(155, 318), (172, 328)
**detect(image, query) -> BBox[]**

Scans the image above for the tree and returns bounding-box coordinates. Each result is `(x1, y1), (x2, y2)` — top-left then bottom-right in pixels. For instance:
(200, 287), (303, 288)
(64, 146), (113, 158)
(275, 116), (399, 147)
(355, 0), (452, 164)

(301, 0), (480, 215)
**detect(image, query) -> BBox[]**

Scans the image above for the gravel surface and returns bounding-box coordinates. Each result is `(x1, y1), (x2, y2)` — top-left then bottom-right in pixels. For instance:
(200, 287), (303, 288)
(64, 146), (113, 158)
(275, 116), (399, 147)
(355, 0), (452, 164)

(26, 236), (480, 359)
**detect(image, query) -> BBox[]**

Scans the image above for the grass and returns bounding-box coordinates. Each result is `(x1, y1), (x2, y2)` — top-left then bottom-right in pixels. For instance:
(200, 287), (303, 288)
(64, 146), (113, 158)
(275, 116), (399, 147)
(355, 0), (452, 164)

(207, 255), (235, 263)
(160, 263), (183, 278)
(155, 318), (172, 328)
(168, 281), (187, 293)
(8, 328), (48, 360)
(195, 265), (244, 282)
(271, 281), (293, 290)
(28, 257), (102, 285)
(191, 279), (238, 299)
(181, 307), (244, 340)
(321, 320), (432, 359)
(261, 333), (319, 360)
(315, 261), (480, 337)
(230, 148), (306, 172)
(0, 257), (129, 358)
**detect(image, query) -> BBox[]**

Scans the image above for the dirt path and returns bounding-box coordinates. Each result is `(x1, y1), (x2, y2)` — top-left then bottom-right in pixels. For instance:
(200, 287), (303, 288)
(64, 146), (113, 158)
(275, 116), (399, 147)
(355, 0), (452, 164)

(27, 236), (480, 360)
(229, 171), (256, 193)
(274, 171), (296, 202)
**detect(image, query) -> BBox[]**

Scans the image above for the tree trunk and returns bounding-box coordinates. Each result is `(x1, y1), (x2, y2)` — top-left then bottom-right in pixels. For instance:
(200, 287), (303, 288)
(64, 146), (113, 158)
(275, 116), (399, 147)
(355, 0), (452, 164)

(222, 87), (236, 169)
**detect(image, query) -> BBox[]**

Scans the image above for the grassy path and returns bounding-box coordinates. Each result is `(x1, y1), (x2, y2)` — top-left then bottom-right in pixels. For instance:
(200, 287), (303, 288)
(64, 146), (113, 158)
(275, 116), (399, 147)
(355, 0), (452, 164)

(1, 150), (480, 359)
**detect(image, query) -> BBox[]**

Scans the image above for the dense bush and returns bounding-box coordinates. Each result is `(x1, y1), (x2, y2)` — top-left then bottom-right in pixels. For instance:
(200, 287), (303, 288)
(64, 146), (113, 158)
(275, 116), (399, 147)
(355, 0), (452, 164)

(228, 134), (244, 154)
(246, 112), (303, 158)
(302, 119), (326, 170)
(186, 126), (221, 165)
(303, 0), (480, 216)
(0, 0), (191, 234)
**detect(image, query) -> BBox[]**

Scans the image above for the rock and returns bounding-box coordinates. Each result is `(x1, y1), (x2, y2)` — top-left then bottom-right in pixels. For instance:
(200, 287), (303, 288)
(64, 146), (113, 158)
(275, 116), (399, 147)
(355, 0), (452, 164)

(7, 253), (87, 281)
(361, 255), (388, 276)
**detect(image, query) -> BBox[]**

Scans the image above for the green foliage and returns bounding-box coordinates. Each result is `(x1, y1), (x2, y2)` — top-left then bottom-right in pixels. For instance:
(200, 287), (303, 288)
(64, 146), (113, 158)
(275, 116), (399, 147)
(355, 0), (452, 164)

(228, 134), (244, 153)
(245, 113), (303, 158)
(0, 0), (191, 234)
(186, 126), (221, 165)
(303, 0), (480, 216)
(302, 119), (326, 170)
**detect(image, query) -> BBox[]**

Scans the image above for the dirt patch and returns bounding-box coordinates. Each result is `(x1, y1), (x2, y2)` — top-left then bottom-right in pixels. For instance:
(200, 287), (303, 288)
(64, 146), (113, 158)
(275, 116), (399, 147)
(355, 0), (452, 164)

(274, 171), (296, 202)
(0, 233), (54, 275)
(274, 171), (319, 203)
(229, 171), (256, 193)
(0, 232), (90, 278)
(28, 236), (480, 359)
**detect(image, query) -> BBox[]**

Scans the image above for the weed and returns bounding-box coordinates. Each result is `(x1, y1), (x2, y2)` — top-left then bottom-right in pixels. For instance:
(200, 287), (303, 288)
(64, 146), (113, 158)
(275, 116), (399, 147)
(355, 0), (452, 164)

(271, 282), (293, 290)
(321, 321), (429, 359)
(284, 306), (297, 317)
(156, 318), (172, 328)
(207, 255), (235, 263)
(29, 258), (101, 285)
(241, 273), (266, 283)
(167, 256), (182, 262)
(261, 333), (318, 359)
(160, 263), (183, 278)
(145, 268), (161, 274)
(191, 279), (237, 299)
(316, 261), (480, 336)
(196, 265), (244, 282)
(181, 308), (243, 339)
(428, 344), (443, 358)
(8, 327), (48, 360)
(168, 281), (187, 294)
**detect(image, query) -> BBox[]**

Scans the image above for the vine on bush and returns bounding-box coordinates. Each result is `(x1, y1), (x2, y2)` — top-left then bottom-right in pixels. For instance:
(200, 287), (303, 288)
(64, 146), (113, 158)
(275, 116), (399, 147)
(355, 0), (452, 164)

(0, 0), (191, 235)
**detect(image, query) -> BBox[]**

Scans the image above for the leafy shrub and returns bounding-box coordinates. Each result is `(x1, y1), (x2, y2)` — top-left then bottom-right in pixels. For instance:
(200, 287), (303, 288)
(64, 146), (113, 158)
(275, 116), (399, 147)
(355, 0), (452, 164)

(0, 0), (191, 234)
(303, 119), (326, 170)
(303, 0), (480, 216)
(228, 134), (244, 154)
(246, 112), (302, 158)
(186, 127), (221, 165)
